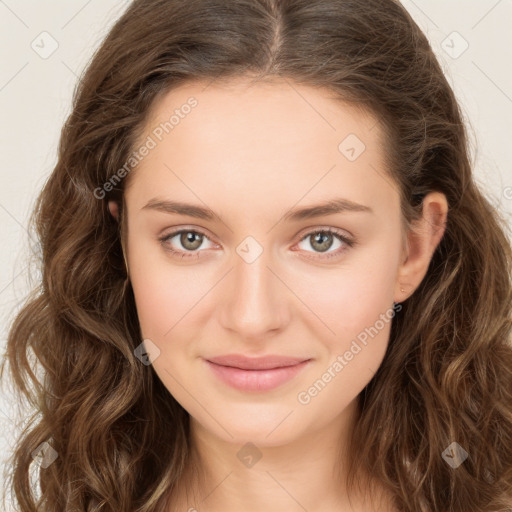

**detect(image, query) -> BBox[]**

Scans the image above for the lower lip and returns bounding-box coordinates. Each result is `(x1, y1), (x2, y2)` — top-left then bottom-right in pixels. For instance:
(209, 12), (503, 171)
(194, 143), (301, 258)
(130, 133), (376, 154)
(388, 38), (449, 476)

(205, 359), (311, 392)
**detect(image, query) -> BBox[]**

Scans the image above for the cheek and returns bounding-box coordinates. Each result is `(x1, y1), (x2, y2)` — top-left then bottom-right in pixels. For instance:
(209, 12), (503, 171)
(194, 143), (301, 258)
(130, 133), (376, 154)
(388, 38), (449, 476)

(291, 240), (400, 345)
(290, 242), (399, 406)
(295, 270), (396, 413)
(127, 243), (209, 339)
(296, 330), (390, 419)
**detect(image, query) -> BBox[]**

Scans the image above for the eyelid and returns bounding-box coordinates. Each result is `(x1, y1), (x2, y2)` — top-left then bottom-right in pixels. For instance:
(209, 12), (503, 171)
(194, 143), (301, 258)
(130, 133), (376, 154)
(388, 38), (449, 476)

(295, 224), (354, 242)
(159, 225), (216, 241)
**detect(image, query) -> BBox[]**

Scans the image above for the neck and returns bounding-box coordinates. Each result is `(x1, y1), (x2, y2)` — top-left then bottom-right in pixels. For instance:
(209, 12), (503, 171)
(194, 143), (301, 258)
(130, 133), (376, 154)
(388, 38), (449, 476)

(167, 399), (394, 512)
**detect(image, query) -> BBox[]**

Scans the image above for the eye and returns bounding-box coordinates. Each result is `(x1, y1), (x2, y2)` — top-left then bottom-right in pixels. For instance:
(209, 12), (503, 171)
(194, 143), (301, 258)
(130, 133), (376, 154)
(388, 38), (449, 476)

(159, 226), (356, 261)
(159, 228), (216, 259)
(294, 228), (355, 260)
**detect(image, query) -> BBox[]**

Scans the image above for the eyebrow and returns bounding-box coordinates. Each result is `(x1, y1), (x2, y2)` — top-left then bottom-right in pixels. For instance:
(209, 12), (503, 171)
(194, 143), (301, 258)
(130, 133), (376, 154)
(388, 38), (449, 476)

(141, 197), (373, 221)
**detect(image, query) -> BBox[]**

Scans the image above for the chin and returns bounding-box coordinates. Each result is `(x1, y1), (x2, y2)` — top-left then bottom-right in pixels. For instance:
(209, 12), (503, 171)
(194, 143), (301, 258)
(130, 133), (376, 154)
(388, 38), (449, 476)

(195, 407), (307, 447)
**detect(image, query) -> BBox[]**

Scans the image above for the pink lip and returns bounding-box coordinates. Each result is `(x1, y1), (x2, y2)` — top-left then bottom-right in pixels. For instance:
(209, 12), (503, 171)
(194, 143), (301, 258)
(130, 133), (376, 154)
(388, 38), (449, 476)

(205, 354), (311, 392)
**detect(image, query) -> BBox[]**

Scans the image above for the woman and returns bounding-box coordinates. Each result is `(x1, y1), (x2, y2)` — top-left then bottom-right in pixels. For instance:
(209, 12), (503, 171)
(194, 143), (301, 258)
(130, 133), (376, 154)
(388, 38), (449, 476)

(2, 0), (511, 510)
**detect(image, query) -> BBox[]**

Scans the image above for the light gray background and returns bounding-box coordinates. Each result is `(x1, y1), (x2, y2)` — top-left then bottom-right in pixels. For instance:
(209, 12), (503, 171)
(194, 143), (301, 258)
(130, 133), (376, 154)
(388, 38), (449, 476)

(1, 0), (511, 505)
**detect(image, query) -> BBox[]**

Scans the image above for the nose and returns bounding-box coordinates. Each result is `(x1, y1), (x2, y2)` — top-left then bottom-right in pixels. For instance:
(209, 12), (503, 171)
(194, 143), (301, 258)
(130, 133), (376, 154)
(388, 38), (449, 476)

(218, 246), (290, 340)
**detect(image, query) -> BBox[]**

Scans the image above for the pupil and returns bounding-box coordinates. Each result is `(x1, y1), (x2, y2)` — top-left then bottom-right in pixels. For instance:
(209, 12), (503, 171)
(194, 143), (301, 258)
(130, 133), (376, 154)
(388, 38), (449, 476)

(312, 232), (332, 252)
(182, 232), (201, 250)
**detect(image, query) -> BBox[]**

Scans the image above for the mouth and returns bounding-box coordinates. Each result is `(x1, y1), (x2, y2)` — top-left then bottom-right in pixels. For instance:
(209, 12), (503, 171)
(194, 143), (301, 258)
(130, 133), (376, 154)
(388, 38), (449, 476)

(204, 355), (312, 392)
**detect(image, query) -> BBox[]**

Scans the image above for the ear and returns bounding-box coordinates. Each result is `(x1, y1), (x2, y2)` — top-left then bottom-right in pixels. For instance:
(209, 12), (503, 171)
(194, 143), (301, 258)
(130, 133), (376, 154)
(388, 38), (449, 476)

(108, 200), (119, 221)
(394, 191), (448, 303)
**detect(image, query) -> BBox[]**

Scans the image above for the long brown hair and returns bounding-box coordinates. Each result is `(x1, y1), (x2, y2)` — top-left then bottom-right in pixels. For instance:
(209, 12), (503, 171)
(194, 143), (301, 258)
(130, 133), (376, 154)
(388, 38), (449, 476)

(2, 0), (511, 510)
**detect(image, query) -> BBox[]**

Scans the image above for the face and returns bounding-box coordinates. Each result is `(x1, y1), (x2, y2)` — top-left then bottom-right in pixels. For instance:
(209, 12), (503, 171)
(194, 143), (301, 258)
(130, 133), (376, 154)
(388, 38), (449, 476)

(121, 77), (406, 447)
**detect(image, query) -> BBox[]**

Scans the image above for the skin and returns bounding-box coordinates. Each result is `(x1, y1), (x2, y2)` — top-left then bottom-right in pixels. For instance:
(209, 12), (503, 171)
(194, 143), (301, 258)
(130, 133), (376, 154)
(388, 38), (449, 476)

(108, 77), (448, 512)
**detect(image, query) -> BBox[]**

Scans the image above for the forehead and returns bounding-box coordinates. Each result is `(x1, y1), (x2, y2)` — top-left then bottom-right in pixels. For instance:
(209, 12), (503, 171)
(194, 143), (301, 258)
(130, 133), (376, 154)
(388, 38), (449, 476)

(124, 77), (398, 219)
(141, 77), (382, 152)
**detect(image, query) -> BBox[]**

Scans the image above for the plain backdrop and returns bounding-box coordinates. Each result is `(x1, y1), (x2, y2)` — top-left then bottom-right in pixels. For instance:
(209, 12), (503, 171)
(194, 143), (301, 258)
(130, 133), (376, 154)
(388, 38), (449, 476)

(1, 0), (511, 505)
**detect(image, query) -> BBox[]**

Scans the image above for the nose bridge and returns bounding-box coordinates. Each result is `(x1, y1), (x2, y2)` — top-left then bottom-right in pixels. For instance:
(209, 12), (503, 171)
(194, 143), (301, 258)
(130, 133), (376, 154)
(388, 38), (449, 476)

(218, 240), (288, 337)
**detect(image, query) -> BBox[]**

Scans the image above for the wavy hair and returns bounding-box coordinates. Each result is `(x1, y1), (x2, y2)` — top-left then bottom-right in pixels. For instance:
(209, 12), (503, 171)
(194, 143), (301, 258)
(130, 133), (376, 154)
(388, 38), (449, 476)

(2, 0), (512, 510)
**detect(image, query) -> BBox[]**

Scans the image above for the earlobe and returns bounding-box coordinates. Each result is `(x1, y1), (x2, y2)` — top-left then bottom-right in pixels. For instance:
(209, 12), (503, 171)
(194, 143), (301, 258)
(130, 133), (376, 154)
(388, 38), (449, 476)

(394, 192), (448, 302)
(108, 200), (119, 221)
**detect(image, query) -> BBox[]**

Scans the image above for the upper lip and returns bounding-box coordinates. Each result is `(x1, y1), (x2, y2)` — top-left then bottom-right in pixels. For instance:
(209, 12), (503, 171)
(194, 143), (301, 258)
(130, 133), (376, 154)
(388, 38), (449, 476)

(206, 354), (310, 370)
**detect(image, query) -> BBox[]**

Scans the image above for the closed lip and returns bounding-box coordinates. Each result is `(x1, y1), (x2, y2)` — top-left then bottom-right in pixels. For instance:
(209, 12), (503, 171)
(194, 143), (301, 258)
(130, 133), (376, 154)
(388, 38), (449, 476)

(206, 354), (311, 370)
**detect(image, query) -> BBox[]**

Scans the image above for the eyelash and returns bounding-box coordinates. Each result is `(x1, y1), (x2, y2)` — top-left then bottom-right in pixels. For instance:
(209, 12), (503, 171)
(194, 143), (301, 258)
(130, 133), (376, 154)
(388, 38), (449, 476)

(158, 227), (356, 261)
